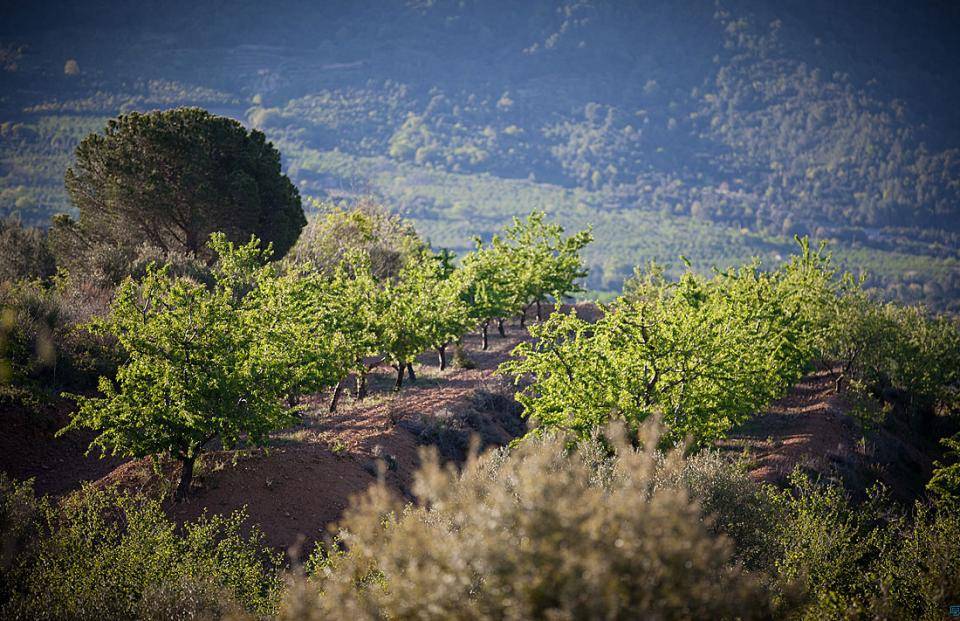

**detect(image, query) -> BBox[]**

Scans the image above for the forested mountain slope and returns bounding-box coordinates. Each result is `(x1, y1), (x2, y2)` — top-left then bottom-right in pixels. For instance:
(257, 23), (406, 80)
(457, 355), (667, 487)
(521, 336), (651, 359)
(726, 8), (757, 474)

(2, 0), (959, 304)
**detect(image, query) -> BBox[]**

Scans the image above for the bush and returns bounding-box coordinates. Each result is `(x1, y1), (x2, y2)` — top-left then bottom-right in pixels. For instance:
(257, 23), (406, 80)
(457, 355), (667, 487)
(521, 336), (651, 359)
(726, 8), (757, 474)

(295, 425), (771, 620)
(0, 217), (55, 283)
(765, 472), (893, 617)
(1, 480), (283, 620)
(289, 199), (424, 279)
(0, 280), (114, 402)
(870, 505), (960, 620)
(651, 449), (780, 572)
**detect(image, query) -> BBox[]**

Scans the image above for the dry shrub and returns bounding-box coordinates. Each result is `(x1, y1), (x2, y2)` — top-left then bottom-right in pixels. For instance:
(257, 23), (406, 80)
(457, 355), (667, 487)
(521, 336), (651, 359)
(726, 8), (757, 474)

(1, 482), (282, 620)
(289, 424), (770, 620)
(651, 449), (780, 573)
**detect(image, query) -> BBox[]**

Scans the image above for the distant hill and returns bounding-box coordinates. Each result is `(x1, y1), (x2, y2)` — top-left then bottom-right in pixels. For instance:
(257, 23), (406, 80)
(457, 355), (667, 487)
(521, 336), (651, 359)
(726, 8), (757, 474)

(2, 0), (959, 305)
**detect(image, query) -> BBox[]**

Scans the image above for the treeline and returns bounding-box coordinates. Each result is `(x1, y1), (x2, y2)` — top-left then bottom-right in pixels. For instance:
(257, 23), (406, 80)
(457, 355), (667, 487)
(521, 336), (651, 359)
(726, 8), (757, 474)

(2, 201), (593, 500)
(501, 239), (960, 461)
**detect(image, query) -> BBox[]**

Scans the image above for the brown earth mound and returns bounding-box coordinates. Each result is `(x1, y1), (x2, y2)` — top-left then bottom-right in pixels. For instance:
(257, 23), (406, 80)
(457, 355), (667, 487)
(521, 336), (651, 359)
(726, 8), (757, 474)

(0, 396), (128, 496)
(717, 366), (939, 503)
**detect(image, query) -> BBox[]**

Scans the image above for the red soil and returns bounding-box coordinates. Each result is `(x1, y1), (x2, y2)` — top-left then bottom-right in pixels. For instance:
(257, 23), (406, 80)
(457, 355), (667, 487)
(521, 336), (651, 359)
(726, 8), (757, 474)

(0, 396), (128, 496)
(717, 365), (937, 503)
(1, 303), (937, 554)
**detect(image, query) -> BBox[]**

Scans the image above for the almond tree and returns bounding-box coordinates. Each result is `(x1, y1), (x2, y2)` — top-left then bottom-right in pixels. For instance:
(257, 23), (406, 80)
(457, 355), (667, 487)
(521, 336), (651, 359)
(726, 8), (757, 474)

(456, 242), (514, 350)
(413, 255), (472, 370)
(61, 235), (336, 500)
(497, 211), (593, 323)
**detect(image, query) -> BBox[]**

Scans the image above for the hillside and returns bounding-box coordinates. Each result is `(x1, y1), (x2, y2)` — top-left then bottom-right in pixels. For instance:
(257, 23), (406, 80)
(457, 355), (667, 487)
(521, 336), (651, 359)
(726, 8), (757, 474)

(2, 310), (944, 553)
(2, 1), (960, 307)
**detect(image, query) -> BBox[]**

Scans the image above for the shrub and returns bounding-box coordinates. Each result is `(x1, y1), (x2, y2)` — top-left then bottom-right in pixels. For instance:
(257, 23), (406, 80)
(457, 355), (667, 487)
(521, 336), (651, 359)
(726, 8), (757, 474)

(765, 472), (894, 616)
(0, 217), (55, 283)
(0, 280), (114, 402)
(295, 425), (771, 620)
(289, 199), (424, 279)
(651, 449), (780, 572)
(869, 505), (960, 620)
(1, 482), (283, 620)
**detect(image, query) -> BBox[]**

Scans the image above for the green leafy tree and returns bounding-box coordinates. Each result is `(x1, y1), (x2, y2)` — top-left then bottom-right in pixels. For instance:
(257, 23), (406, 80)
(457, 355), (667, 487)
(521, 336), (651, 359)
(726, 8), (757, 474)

(496, 211), (593, 323)
(409, 254), (471, 371)
(61, 236), (299, 500)
(455, 242), (514, 350)
(501, 248), (827, 445)
(313, 252), (386, 408)
(54, 108), (305, 280)
(377, 257), (440, 390)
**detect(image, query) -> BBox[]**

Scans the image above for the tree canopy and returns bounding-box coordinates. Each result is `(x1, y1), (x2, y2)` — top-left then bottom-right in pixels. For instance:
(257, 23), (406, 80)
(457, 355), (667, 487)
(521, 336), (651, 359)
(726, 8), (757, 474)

(55, 108), (305, 277)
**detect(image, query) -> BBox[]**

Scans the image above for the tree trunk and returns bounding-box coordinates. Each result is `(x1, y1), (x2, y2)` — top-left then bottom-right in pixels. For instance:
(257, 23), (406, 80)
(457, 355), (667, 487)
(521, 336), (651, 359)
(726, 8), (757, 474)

(519, 310), (526, 328)
(174, 455), (195, 502)
(286, 389), (300, 408)
(393, 365), (405, 391)
(329, 379), (345, 413)
(497, 318), (505, 337)
(481, 321), (489, 351)
(355, 371), (368, 400)
(406, 362), (416, 383)
(536, 299), (542, 321)
(437, 344), (447, 370)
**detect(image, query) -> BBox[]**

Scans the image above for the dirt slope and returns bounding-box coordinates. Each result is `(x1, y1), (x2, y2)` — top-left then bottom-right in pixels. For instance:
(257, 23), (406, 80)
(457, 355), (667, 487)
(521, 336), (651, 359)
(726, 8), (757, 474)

(0, 397), (128, 496)
(717, 366), (938, 503)
(92, 322), (531, 552)
(3, 304), (939, 553)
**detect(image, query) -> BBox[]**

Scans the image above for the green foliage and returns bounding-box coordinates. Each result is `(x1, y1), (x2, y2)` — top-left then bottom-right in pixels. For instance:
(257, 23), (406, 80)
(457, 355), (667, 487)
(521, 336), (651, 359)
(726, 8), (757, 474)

(454, 211), (592, 347)
(927, 433), (960, 505)
(56, 108), (305, 282)
(869, 504), (960, 620)
(493, 211), (593, 314)
(749, 471), (960, 621)
(502, 241), (835, 444)
(653, 450), (960, 620)
(1, 481), (283, 620)
(0, 476), (45, 606)
(827, 289), (960, 415)
(296, 426), (770, 620)
(0, 279), (114, 402)
(766, 472), (892, 615)
(60, 235), (300, 499)
(289, 199), (425, 279)
(0, 217), (55, 283)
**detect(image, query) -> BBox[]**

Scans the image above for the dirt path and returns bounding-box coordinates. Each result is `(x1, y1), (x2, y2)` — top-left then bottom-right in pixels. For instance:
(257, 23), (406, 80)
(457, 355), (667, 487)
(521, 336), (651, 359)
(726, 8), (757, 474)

(716, 367), (862, 484)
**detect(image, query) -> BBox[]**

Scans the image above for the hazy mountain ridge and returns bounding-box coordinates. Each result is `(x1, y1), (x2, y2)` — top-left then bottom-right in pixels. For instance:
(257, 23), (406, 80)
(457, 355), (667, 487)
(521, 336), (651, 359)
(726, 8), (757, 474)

(2, 0), (960, 303)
